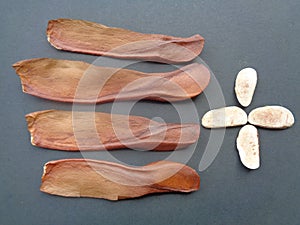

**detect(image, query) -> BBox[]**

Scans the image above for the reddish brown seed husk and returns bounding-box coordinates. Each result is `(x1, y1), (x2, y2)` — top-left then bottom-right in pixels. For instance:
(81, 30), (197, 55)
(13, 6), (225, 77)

(13, 58), (210, 103)
(26, 110), (200, 151)
(40, 159), (200, 200)
(46, 18), (205, 63)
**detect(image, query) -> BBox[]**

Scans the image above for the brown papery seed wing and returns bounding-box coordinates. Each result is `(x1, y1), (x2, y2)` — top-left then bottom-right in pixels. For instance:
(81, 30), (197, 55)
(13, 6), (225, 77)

(46, 18), (205, 63)
(13, 58), (210, 103)
(40, 159), (200, 200)
(26, 110), (200, 151)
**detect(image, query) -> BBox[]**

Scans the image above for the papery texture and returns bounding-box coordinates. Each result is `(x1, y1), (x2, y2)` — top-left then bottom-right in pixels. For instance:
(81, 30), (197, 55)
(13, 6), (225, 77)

(26, 110), (200, 151)
(47, 18), (205, 63)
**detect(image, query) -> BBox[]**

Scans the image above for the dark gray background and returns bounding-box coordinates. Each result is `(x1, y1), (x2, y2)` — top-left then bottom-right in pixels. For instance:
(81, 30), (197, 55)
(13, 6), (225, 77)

(1, 0), (299, 225)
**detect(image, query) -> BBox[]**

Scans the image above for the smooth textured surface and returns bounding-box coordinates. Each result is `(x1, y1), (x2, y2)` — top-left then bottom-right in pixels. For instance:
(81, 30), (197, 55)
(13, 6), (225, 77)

(201, 106), (247, 128)
(235, 68), (257, 107)
(248, 105), (294, 129)
(236, 125), (260, 170)
(1, 1), (299, 225)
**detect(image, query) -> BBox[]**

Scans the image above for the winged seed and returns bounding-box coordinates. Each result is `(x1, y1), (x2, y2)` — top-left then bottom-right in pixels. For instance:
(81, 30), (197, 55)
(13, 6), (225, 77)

(40, 159), (200, 200)
(13, 58), (210, 104)
(46, 18), (205, 63)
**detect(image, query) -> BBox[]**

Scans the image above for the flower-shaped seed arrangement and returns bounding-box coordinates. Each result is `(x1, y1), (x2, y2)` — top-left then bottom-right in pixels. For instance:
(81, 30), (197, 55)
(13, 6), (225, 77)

(202, 68), (295, 170)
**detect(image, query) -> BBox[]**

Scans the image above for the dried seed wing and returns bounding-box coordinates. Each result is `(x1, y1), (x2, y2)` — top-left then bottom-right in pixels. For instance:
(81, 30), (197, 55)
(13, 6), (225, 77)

(40, 159), (200, 200)
(26, 110), (200, 151)
(13, 58), (210, 103)
(47, 18), (205, 63)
